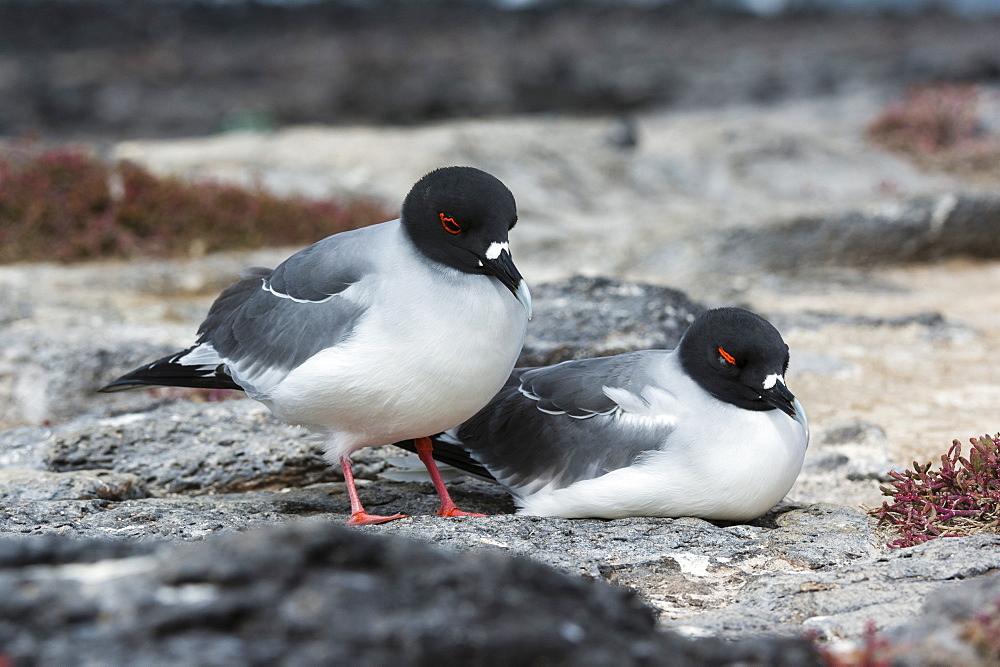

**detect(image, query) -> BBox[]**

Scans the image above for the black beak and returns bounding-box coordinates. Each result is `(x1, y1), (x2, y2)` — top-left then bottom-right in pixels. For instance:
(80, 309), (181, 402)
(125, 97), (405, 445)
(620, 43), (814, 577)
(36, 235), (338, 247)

(481, 247), (532, 319)
(761, 382), (798, 419)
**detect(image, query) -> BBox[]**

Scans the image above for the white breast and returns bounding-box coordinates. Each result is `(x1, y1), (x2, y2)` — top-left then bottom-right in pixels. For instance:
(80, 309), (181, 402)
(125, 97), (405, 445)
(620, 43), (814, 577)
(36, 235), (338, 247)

(263, 229), (528, 460)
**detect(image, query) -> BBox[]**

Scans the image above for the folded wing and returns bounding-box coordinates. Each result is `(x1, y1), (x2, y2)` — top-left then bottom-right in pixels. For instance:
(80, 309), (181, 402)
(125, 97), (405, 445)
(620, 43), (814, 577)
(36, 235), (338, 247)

(102, 229), (379, 396)
(452, 351), (677, 496)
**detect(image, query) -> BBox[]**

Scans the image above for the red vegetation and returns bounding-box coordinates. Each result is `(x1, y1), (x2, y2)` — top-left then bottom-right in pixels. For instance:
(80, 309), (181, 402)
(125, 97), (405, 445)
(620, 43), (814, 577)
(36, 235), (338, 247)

(867, 84), (1000, 175)
(0, 143), (391, 264)
(816, 622), (894, 667)
(963, 598), (1000, 663)
(868, 434), (1000, 548)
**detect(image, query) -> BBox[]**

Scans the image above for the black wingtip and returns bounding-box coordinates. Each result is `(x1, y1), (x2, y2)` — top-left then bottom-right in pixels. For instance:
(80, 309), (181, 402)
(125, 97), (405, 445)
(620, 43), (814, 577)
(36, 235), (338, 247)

(98, 380), (149, 394)
(395, 437), (498, 483)
(99, 348), (244, 394)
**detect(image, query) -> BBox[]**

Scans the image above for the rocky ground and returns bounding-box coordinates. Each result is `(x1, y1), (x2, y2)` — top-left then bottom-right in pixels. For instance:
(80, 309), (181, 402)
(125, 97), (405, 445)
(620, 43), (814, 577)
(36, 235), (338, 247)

(3, 85), (1000, 661)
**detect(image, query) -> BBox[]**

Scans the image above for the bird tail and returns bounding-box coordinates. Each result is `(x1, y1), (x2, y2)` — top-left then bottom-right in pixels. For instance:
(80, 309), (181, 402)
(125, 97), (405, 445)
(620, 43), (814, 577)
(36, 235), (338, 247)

(395, 434), (498, 483)
(99, 344), (244, 393)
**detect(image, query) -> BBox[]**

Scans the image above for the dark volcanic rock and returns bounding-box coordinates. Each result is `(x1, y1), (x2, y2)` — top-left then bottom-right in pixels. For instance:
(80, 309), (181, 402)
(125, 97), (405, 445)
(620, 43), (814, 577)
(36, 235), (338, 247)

(0, 519), (821, 666)
(0, 493), (306, 541)
(519, 276), (705, 366)
(0, 476), (511, 541)
(0, 399), (341, 495)
(0, 468), (147, 502)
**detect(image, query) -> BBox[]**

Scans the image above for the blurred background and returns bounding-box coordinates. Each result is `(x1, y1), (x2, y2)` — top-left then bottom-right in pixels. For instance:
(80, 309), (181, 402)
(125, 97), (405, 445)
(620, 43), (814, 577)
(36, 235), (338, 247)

(1, 0), (999, 140)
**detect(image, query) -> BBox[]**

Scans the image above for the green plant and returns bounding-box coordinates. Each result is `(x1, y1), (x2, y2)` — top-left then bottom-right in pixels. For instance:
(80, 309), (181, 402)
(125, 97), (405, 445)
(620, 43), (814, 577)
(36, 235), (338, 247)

(0, 142), (391, 264)
(868, 434), (1000, 548)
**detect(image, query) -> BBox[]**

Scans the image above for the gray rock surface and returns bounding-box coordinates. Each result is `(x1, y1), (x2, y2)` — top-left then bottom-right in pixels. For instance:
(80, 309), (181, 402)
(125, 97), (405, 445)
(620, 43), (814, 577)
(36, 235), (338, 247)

(521, 276), (705, 366)
(2, 269), (996, 662)
(0, 400), (340, 494)
(359, 503), (886, 636)
(704, 194), (1000, 274)
(0, 412), (997, 664)
(0, 520), (821, 666)
(793, 421), (896, 510)
(0, 492), (311, 541)
(0, 468), (146, 502)
(889, 570), (1000, 666)
(1, 338), (176, 427)
(1, 388), (998, 663)
(665, 533), (1000, 644)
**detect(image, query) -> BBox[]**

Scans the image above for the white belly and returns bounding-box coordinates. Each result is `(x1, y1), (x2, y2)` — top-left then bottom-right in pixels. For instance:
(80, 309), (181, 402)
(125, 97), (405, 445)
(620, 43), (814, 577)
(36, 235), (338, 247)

(517, 402), (808, 521)
(264, 271), (527, 460)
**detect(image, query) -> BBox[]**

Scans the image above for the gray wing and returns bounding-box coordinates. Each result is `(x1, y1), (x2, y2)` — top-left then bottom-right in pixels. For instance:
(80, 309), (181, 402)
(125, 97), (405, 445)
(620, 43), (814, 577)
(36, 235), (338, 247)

(518, 354), (660, 417)
(454, 351), (674, 495)
(197, 228), (376, 393)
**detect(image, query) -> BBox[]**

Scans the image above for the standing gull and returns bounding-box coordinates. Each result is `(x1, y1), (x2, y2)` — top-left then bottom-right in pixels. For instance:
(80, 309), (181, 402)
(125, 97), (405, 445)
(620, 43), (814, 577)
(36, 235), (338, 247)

(102, 166), (532, 525)
(404, 308), (808, 521)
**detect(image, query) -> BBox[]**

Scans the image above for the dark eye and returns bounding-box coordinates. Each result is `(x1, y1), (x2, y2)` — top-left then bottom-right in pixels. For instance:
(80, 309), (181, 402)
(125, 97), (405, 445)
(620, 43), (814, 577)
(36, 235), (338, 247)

(439, 213), (462, 234)
(718, 347), (737, 365)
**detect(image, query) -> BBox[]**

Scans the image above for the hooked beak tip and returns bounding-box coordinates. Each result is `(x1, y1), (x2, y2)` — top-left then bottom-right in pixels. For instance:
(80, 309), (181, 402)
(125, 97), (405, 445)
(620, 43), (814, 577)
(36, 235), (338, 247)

(482, 247), (532, 319)
(516, 280), (533, 320)
(791, 397), (809, 432)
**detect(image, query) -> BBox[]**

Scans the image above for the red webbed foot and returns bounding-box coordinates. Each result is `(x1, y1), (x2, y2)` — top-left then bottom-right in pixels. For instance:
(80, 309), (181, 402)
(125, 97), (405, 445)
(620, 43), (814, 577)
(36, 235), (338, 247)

(345, 511), (407, 526)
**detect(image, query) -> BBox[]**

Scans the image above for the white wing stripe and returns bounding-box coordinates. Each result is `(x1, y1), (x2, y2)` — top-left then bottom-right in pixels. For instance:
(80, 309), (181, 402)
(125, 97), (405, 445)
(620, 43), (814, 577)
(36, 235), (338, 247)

(262, 278), (336, 304)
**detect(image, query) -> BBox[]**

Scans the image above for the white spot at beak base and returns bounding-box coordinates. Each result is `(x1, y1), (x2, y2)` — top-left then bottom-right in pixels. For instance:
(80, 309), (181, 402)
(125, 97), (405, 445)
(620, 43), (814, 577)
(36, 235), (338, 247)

(763, 374), (784, 390)
(485, 241), (509, 260)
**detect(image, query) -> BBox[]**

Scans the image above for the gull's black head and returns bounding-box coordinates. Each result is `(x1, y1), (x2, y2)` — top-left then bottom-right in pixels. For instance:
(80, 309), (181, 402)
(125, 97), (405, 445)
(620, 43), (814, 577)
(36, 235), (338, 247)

(402, 166), (531, 317)
(678, 307), (801, 420)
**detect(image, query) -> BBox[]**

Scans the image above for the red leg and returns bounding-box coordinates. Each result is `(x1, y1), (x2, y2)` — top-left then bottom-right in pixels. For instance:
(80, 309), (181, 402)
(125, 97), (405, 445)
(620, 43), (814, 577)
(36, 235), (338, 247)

(414, 437), (487, 518)
(340, 455), (406, 526)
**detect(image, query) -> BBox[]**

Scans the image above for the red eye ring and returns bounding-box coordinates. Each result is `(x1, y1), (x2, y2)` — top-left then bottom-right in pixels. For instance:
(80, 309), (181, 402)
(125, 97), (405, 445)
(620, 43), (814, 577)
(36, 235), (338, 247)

(439, 213), (462, 234)
(718, 347), (737, 365)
